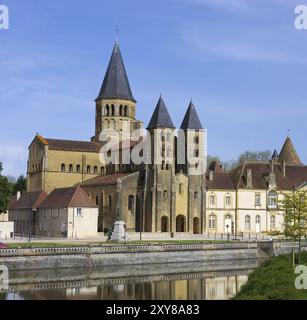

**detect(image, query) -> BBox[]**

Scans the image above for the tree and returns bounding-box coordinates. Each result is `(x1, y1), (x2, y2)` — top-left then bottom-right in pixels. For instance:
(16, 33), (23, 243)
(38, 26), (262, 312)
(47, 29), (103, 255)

(13, 175), (27, 194)
(207, 155), (221, 168)
(0, 162), (10, 213)
(279, 190), (307, 267)
(237, 150), (272, 165)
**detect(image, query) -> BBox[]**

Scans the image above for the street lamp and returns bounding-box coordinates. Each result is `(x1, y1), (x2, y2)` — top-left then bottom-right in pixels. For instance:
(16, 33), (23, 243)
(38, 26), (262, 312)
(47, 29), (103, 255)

(226, 224), (230, 242)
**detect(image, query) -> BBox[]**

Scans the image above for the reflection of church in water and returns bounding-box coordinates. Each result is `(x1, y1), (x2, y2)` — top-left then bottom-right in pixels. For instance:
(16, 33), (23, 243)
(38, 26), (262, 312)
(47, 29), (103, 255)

(16, 274), (248, 300)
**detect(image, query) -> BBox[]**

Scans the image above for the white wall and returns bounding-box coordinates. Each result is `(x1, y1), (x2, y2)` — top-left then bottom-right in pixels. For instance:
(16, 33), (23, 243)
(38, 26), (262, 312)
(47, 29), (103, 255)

(67, 207), (98, 239)
(0, 222), (14, 240)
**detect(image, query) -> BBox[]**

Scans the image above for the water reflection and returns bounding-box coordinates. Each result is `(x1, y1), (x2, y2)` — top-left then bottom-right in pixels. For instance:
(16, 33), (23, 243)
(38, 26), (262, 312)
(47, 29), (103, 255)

(2, 271), (250, 300)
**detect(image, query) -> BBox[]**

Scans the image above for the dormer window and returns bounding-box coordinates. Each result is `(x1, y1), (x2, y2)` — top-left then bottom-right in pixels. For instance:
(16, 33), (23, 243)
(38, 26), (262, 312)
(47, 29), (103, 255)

(268, 191), (278, 209)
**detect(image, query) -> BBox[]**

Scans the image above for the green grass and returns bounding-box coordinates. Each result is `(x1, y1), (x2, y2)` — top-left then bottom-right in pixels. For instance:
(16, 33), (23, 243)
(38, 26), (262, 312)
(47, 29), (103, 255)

(7, 242), (86, 248)
(6, 239), (235, 249)
(234, 252), (307, 300)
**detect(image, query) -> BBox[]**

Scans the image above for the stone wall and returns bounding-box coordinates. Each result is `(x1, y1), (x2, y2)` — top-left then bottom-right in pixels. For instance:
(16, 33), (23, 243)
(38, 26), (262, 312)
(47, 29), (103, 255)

(0, 242), (264, 271)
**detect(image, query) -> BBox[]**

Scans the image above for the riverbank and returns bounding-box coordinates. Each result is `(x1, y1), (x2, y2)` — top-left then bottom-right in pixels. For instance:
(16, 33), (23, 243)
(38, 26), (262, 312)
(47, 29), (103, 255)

(234, 252), (307, 300)
(0, 242), (267, 270)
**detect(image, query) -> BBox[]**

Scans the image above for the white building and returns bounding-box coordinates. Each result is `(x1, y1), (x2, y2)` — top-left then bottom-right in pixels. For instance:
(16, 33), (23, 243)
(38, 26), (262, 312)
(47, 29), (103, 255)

(37, 186), (98, 239)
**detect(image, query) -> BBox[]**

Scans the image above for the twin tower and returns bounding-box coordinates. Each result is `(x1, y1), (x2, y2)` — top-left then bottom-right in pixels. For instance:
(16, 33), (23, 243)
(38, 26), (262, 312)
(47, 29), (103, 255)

(92, 42), (206, 177)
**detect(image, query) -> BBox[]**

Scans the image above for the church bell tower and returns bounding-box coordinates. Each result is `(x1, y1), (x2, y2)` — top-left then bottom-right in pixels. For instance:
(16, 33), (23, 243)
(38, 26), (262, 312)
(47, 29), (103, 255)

(92, 42), (143, 142)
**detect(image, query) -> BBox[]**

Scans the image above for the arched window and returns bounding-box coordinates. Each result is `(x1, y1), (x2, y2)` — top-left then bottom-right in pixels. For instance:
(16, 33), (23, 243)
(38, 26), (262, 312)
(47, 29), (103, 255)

(270, 215), (276, 229)
(245, 215), (251, 230)
(256, 215), (261, 224)
(194, 149), (199, 157)
(166, 163), (169, 170)
(87, 165), (91, 174)
(119, 105), (123, 116)
(94, 166), (98, 174)
(76, 165), (81, 173)
(176, 215), (186, 232)
(61, 164), (66, 172)
(161, 161), (165, 170)
(69, 164), (73, 173)
(163, 190), (168, 199)
(161, 216), (169, 232)
(106, 105), (110, 116)
(194, 191), (198, 200)
(268, 191), (278, 209)
(128, 195), (134, 211)
(124, 105), (128, 116)
(101, 166), (105, 174)
(193, 217), (200, 234)
(179, 183), (183, 194)
(111, 104), (115, 116)
(109, 195), (112, 209)
(209, 214), (216, 229)
(194, 136), (199, 144)
(95, 196), (99, 206)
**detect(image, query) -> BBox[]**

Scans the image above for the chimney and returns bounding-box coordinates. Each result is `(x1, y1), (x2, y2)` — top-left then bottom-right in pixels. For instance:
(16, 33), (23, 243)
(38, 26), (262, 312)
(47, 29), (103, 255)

(247, 168), (252, 188)
(282, 161), (286, 177)
(209, 170), (214, 181)
(17, 191), (21, 200)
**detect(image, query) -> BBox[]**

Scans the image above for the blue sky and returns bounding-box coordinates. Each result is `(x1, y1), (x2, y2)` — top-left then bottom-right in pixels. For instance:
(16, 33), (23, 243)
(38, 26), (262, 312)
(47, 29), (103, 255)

(0, 0), (306, 176)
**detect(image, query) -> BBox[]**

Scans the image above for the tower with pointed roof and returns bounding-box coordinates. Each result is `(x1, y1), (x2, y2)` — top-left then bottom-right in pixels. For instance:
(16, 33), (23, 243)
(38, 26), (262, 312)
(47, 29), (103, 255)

(145, 96), (177, 232)
(92, 42), (143, 141)
(179, 100), (206, 233)
(278, 137), (303, 165)
(179, 100), (206, 176)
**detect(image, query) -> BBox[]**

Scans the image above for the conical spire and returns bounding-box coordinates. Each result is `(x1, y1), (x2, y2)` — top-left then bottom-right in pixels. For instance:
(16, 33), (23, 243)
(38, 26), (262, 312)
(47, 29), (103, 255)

(180, 100), (203, 130)
(147, 96), (175, 129)
(272, 149), (279, 160)
(278, 137), (302, 165)
(96, 42), (135, 102)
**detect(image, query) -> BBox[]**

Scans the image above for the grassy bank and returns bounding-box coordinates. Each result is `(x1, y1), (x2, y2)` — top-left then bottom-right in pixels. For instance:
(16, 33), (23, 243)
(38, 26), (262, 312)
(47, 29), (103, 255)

(5, 239), (235, 249)
(234, 252), (307, 300)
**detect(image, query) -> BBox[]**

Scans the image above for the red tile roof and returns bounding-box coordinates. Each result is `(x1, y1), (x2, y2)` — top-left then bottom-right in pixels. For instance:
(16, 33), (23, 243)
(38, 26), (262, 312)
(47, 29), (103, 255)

(39, 186), (97, 208)
(45, 138), (102, 153)
(82, 173), (129, 186)
(11, 191), (48, 210)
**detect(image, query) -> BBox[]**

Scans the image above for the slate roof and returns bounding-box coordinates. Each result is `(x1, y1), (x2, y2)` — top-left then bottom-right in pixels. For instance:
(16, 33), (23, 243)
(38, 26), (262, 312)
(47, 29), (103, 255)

(39, 186), (97, 208)
(206, 172), (235, 190)
(11, 191), (47, 210)
(81, 173), (129, 187)
(96, 42), (135, 102)
(147, 96), (175, 129)
(180, 101), (203, 130)
(230, 161), (307, 190)
(8, 195), (17, 210)
(278, 137), (302, 165)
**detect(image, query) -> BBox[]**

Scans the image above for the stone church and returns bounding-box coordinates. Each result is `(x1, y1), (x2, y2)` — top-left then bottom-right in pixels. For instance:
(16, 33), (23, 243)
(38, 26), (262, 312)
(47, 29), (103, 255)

(23, 41), (307, 238)
(26, 41), (206, 235)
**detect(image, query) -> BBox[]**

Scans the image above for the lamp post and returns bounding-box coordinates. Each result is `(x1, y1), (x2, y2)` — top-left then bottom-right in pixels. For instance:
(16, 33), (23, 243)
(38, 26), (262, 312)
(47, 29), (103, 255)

(226, 224), (230, 242)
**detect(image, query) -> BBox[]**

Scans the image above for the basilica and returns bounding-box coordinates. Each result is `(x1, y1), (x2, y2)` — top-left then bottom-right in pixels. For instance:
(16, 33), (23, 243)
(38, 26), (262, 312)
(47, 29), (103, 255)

(9, 42), (307, 239)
